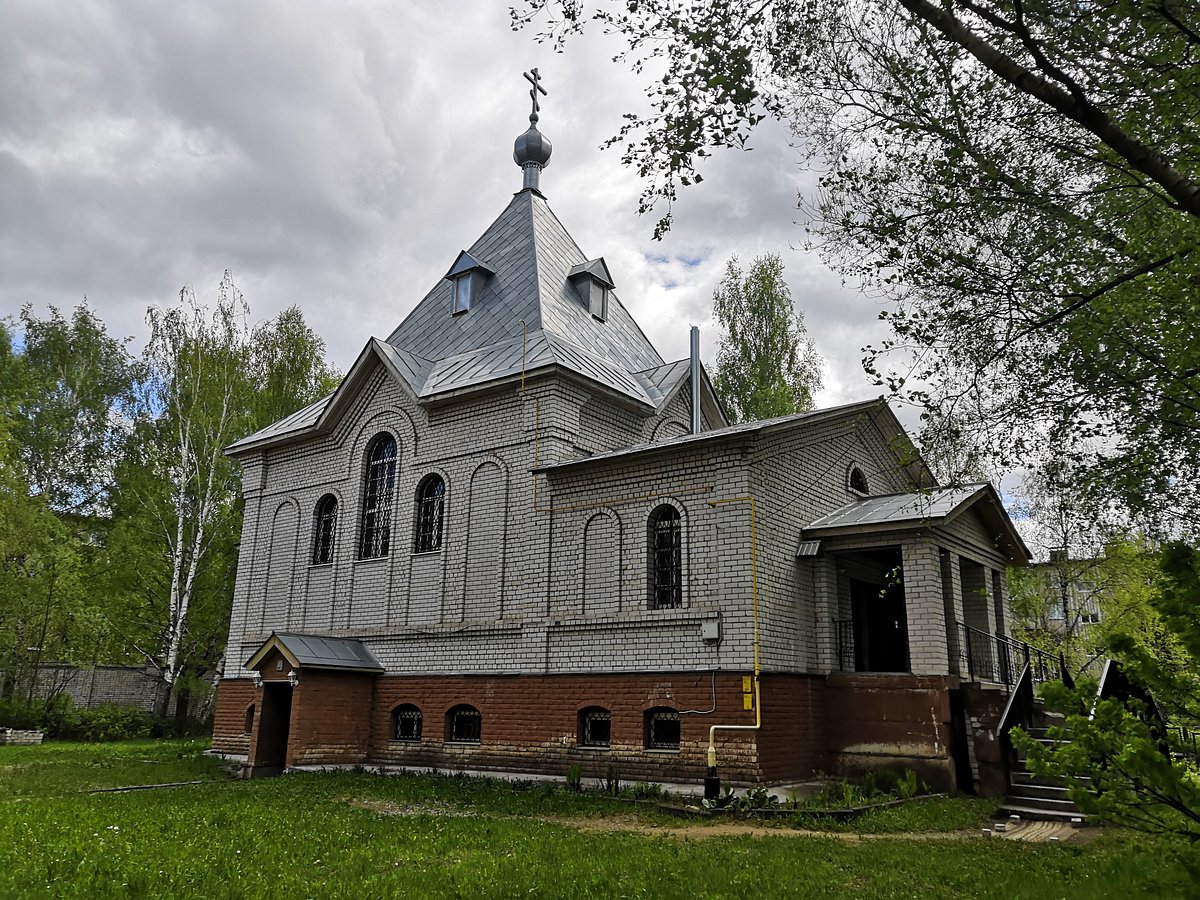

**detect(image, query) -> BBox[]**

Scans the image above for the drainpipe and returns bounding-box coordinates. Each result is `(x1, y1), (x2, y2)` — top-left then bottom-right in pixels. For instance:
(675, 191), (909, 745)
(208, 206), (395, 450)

(690, 325), (701, 434)
(705, 495), (761, 800)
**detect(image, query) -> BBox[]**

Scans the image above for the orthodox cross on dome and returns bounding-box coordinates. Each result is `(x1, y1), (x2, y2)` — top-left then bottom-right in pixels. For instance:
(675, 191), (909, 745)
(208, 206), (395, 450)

(524, 68), (548, 124)
(515, 68), (552, 190)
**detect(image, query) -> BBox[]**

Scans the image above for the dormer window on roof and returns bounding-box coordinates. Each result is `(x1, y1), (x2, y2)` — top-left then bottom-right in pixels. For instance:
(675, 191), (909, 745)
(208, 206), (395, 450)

(445, 251), (495, 316)
(568, 258), (615, 322)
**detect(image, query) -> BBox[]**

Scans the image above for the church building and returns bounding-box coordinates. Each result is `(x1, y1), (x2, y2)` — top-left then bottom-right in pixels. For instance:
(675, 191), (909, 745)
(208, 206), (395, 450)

(211, 76), (1029, 790)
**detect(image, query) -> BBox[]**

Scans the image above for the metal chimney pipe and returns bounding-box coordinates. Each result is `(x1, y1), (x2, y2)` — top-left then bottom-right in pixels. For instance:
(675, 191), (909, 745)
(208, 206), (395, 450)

(690, 325), (701, 434)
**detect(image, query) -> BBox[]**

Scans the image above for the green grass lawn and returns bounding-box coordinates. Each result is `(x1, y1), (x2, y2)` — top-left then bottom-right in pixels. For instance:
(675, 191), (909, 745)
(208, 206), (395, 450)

(0, 738), (225, 799)
(0, 741), (1195, 898)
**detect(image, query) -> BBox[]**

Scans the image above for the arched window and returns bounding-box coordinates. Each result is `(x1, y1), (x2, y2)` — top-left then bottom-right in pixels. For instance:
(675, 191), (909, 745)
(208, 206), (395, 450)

(243, 704), (255, 735)
(578, 706), (611, 748)
(644, 707), (680, 750)
(648, 505), (682, 609)
(848, 466), (869, 495)
(360, 434), (397, 559)
(392, 704), (423, 742)
(446, 704), (482, 744)
(311, 494), (338, 565)
(413, 474), (446, 553)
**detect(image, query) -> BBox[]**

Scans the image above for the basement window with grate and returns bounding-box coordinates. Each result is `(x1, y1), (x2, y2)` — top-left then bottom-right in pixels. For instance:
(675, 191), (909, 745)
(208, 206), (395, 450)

(578, 707), (611, 748)
(392, 704), (423, 742)
(447, 704), (482, 744)
(644, 707), (680, 751)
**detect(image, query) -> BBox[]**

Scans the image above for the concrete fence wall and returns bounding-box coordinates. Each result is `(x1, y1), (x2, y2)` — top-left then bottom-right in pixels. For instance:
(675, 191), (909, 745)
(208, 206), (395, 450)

(3, 664), (178, 715)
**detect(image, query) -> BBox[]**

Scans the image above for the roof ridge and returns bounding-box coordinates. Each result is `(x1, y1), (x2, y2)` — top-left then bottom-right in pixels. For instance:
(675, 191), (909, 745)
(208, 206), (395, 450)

(524, 189), (545, 335)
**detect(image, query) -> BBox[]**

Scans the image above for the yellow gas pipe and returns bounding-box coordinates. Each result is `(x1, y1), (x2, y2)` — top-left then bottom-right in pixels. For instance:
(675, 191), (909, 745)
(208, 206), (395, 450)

(519, 321), (753, 775)
(705, 496), (761, 796)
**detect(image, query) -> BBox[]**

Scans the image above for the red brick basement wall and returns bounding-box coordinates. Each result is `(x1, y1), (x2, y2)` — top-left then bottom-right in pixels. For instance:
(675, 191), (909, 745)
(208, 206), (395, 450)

(216, 670), (834, 784)
(286, 670), (375, 766)
(824, 672), (959, 791)
(755, 674), (828, 783)
(368, 671), (760, 783)
(212, 679), (257, 755)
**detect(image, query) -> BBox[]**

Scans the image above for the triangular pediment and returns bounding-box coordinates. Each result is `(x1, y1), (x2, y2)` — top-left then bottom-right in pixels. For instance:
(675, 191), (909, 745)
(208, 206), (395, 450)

(225, 338), (427, 455)
(567, 257), (614, 289)
(802, 483), (1031, 564)
(445, 250), (494, 279)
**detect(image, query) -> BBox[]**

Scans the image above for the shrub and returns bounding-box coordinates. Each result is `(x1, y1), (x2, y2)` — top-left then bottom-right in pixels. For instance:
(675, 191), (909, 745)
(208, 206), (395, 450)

(57, 704), (154, 742)
(0, 695), (174, 742)
(0, 698), (42, 730)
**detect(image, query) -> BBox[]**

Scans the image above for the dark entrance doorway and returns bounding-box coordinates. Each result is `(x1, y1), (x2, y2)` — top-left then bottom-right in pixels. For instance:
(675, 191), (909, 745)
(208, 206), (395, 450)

(851, 577), (910, 672)
(250, 682), (293, 777)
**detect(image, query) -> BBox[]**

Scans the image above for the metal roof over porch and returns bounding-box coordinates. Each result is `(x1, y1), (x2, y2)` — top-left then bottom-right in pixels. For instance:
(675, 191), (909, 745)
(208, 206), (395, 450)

(244, 632), (385, 674)
(801, 484), (1031, 564)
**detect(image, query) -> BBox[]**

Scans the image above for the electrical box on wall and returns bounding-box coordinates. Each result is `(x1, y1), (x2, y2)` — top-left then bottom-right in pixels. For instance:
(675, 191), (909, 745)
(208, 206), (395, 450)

(701, 619), (721, 643)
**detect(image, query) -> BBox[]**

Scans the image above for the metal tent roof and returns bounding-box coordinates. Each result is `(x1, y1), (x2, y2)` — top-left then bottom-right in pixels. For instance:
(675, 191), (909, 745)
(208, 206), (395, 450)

(386, 189), (662, 374)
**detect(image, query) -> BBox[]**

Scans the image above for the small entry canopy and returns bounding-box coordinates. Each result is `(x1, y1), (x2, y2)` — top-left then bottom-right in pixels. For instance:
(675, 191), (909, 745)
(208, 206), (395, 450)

(245, 632), (384, 674)
(802, 484), (1031, 565)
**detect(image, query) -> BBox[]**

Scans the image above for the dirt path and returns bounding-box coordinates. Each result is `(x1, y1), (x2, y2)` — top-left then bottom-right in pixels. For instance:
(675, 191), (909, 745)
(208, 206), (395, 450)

(550, 814), (1095, 844)
(348, 798), (1097, 844)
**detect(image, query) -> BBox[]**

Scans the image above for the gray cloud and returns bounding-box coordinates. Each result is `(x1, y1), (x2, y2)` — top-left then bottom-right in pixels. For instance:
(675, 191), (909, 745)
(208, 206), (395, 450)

(1, 0), (898, 418)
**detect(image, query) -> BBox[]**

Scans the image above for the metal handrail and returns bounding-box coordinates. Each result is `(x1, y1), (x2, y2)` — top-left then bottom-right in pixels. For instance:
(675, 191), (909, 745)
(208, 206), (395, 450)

(958, 622), (1065, 687)
(1095, 658), (1199, 761)
(997, 661), (1035, 785)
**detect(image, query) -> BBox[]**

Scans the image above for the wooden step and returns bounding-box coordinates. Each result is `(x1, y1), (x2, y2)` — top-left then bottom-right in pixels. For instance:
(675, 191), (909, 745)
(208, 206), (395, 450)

(997, 802), (1087, 824)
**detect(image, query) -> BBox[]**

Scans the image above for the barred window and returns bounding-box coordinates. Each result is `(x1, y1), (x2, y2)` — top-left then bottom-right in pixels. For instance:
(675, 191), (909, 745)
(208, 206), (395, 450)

(578, 707), (611, 748)
(447, 704), (481, 744)
(312, 494), (338, 565)
(413, 474), (446, 553)
(645, 707), (680, 750)
(649, 505), (682, 609)
(359, 434), (397, 559)
(392, 704), (423, 742)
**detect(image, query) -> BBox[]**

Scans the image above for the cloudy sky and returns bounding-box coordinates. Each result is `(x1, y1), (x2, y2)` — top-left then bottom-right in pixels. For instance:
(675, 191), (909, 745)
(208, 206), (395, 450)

(1, 0), (895, 409)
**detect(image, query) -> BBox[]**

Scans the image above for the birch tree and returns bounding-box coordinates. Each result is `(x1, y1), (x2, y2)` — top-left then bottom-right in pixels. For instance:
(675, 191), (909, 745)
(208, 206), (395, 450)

(131, 274), (249, 714)
(117, 273), (337, 716)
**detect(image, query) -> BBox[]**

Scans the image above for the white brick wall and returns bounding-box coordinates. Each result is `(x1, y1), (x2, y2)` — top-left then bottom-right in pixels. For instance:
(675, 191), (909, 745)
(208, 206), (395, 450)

(224, 360), (1015, 686)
